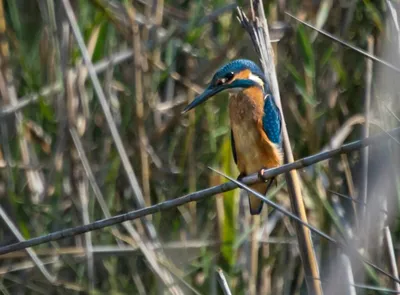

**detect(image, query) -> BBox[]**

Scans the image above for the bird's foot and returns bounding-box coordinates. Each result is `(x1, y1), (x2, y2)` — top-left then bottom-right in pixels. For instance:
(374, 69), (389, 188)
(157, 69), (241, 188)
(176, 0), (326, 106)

(258, 168), (267, 181)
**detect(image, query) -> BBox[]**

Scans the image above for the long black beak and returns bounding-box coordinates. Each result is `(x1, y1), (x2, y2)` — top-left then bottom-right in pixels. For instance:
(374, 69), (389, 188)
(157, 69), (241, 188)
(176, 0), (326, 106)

(182, 85), (225, 114)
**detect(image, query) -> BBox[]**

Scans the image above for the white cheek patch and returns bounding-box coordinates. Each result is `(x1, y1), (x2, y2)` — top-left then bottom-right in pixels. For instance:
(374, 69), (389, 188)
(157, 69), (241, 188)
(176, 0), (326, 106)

(226, 72), (264, 94)
(249, 73), (264, 88)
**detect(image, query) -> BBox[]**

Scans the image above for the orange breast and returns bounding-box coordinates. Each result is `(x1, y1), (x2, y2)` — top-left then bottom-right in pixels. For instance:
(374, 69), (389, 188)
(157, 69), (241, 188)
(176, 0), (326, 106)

(229, 87), (282, 175)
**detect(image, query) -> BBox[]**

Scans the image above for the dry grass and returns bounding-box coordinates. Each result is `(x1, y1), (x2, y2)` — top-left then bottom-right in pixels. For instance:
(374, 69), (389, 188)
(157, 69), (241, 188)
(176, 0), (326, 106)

(0, 0), (399, 294)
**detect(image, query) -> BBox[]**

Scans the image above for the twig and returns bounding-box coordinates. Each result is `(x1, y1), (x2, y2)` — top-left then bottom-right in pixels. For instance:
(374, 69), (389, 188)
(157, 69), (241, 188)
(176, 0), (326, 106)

(0, 206), (56, 282)
(1, 127), (399, 254)
(386, 105), (400, 123)
(0, 238), (297, 259)
(320, 115), (365, 152)
(328, 190), (388, 215)
(211, 168), (400, 284)
(217, 268), (232, 295)
(0, 82), (63, 118)
(285, 12), (400, 74)
(210, 168), (335, 242)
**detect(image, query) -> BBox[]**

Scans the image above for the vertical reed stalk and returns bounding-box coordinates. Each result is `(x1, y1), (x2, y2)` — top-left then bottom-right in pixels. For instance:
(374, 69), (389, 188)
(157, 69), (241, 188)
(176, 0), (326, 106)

(238, 2), (323, 294)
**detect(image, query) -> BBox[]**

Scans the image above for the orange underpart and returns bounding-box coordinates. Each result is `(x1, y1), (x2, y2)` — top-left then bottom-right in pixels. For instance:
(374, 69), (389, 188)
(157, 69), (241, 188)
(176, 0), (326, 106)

(229, 86), (282, 215)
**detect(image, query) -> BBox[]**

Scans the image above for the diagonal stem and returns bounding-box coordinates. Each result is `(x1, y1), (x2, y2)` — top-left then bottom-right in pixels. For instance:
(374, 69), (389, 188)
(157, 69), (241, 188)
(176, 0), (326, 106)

(0, 126), (399, 256)
(61, 1), (183, 293)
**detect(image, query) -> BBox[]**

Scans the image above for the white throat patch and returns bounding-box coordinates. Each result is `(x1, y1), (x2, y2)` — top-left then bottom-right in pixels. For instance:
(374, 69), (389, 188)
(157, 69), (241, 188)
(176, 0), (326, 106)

(249, 73), (264, 88)
(227, 72), (264, 94)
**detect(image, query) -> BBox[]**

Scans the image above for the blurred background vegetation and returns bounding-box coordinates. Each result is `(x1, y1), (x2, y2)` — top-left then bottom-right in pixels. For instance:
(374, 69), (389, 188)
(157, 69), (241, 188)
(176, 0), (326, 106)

(0, 0), (400, 294)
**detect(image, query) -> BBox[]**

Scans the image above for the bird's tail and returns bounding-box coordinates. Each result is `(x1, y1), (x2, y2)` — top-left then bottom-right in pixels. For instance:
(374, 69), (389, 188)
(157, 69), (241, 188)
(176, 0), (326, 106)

(248, 179), (275, 215)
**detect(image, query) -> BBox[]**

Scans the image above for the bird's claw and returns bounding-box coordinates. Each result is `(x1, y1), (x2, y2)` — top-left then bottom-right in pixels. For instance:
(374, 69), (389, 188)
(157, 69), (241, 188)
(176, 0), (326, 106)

(258, 168), (267, 180)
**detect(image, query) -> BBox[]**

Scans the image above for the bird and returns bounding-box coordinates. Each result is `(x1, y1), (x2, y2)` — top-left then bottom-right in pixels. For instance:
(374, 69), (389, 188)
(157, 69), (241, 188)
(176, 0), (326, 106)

(182, 59), (282, 215)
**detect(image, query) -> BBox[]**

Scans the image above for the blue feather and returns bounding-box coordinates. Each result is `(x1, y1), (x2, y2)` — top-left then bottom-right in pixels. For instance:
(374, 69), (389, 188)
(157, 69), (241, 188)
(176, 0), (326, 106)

(212, 59), (267, 86)
(262, 94), (281, 145)
(213, 59), (281, 145)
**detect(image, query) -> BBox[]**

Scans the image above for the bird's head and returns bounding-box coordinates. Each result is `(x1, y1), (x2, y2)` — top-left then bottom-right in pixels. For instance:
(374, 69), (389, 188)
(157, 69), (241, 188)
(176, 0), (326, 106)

(182, 59), (267, 113)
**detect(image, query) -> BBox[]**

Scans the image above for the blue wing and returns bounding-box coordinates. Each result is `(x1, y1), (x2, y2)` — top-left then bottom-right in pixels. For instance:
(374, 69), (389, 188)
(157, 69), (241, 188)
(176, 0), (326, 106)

(262, 95), (282, 145)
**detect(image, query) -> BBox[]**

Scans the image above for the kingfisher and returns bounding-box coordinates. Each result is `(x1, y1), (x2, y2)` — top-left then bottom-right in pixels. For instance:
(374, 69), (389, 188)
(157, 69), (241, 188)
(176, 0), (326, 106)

(183, 59), (282, 215)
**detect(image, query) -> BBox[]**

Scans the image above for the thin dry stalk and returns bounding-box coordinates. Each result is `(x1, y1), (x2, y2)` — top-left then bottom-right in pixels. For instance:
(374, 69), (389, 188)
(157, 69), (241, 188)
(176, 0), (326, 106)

(249, 214), (260, 295)
(132, 269), (147, 295)
(187, 87), (197, 234)
(1, 126), (400, 255)
(384, 226), (400, 292)
(0, 49), (202, 119)
(237, 4), (322, 294)
(213, 168), (400, 285)
(76, 170), (94, 290)
(61, 1), (184, 293)
(0, 83), (63, 117)
(126, 4), (151, 207)
(285, 12), (400, 74)
(217, 268), (232, 295)
(341, 153), (356, 200)
(67, 73), (95, 291)
(360, 37), (374, 234)
(62, 28), (94, 289)
(0, 0), (45, 203)
(70, 126), (184, 290)
(54, 22), (69, 173)
(61, 0), (146, 217)
(341, 254), (357, 295)
(0, 256), (58, 276)
(2, 162), (400, 287)
(0, 238), (296, 259)
(61, 0), (161, 241)
(0, 206), (56, 282)
(359, 37), (374, 256)
(69, 127), (123, 246)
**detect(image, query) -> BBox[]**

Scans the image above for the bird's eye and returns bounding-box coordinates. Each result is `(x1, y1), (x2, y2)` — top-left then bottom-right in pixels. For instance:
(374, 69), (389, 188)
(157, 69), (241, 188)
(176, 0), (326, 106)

(216, 78), (226, 86)
(215, 72), (234, 86)
(225, 72), (234, 81)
